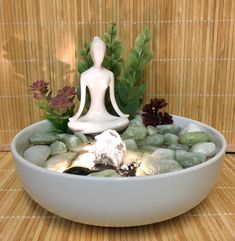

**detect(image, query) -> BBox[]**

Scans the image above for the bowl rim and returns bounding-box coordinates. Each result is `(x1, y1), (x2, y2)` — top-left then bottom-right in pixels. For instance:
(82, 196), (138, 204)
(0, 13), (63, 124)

(11, 115), (227, 182)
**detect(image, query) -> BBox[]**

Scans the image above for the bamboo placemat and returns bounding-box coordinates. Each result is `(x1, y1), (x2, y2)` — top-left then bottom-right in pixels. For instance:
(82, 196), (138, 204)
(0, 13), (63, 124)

(0, 0), (235, 151)
(0, 152), (234, 241)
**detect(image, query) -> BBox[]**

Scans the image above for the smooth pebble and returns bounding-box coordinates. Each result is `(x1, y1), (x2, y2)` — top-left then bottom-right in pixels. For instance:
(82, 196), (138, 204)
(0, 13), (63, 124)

(30, 132), (59, 145)
(179, 131), (210, 146)
(176, 150), (206, 168)
(179, 123), (203, 137)
(50, 141), (67, 155)
(140, 157), (182, 175)
(164, 133), (179, 145)
(23, 145), (51, 166)
(151, 148), (175, 160)
(139, 134), (164, 147)
(44, 152), (77, 172)
(156, 124), (180, 135)
(122, 124), (147, 141)
(88, 169), (120, 177)
(147, 126), (158, 136)
(168, 143), (190, 152)
(191, 142), (217, 157)
(71, 152), (96, 169)
(124, 139), (138, 150)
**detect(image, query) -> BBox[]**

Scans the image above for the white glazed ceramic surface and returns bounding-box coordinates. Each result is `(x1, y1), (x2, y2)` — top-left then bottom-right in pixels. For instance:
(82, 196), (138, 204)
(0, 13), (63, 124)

(11, 116), (227, 227)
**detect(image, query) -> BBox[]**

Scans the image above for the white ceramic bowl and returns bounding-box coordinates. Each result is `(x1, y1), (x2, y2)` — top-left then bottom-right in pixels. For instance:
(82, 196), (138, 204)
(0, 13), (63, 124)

(11, 116), (226, 227)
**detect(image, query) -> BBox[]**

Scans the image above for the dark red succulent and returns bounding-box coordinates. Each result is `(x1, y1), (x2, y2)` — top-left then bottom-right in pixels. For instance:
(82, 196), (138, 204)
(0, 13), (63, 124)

(142, 98), (173, 126)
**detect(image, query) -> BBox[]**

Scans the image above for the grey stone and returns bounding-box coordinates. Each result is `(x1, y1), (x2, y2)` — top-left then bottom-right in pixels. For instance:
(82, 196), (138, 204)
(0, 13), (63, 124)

(175, 150), (207, 168)
(23, 145), (51, 166)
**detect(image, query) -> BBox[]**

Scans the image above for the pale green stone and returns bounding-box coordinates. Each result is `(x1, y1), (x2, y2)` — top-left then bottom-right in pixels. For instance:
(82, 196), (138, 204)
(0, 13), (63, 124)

(179, 123), (203, 137)
(141, 145), (157, 152)
(139, 134), (164, 147)
(88, 169), (120, 177)
(30, 132), (59, 145)
(122, 125), (147, 141)
(124, 139), (138, 150)
(152, 148), (175, 160)
(74, 132), (88, 144)
(156, 124), (180, 135)
(129, 119), (143, 126)
(44, 152), (77, 172)
(59, 134), (82, 152)
(147, 126), (158, 136)
(175, 150), (206, 168)
(140, 157), (182, 175)
(168, 143), (190, 152)
(124, 150), (150, 166)
(23, 145), (51, 166)
(164, 133), (179, 145)
(50, 141), (67, 155)
(191, 142), (217, 157)
(179, 131), (210, 146)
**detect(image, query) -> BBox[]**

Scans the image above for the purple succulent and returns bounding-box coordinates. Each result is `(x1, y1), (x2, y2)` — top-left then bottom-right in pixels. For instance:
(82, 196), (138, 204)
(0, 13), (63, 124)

(30, 80), (49, 100)
(58, 86), (77, 99)
(30, 80), (49, 94)
(49, 94), (74, 115)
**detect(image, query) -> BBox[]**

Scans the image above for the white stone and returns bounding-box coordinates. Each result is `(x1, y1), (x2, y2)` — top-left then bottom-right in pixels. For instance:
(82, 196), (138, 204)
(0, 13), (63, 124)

(71, 152), (96, 169)
(124, 150), (144, 166)
(140, 157), (160, 175)
(140, 157), (182, 175)
(179, 123), (203, 137)
(135, 167), (147, 176)
(44, 152), (77, 173)
(23, 145), (51, 166)
(191, 142), (217, 157)
(94, 130), (126, 168)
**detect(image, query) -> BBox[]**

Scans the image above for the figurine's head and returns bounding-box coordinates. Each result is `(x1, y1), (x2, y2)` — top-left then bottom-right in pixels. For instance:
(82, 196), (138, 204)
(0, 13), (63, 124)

(90, 36), (106, 67)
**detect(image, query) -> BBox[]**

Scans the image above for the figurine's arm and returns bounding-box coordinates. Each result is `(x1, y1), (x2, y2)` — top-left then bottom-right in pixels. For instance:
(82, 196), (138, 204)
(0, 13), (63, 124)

(109, 73), (129, 118)
(69, 76), (86, 121)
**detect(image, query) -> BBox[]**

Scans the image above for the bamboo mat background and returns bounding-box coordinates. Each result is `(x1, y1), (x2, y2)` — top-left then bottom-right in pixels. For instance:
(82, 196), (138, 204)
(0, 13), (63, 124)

(0, 153), (234, 240)
(0, 0), (235, 151)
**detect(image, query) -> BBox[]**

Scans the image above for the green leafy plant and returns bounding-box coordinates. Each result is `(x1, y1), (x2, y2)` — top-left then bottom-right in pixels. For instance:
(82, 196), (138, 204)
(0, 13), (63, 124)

(117, 27), (154, 117)
(30, 80), (77, 132)
(76, 23), (154, 118)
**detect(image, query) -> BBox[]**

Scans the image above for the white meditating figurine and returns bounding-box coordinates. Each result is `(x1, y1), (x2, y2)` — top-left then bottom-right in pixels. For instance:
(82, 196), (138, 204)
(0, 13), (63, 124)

(68, 36), (129, 134)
